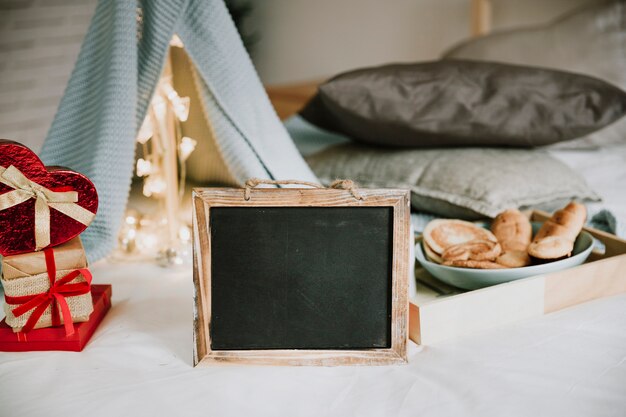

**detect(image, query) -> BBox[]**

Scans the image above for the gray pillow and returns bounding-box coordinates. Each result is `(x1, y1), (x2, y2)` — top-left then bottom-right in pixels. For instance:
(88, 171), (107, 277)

(306, 145), (600, 219)
(444, 0), (626, 149)
(300, 60), (626, 148)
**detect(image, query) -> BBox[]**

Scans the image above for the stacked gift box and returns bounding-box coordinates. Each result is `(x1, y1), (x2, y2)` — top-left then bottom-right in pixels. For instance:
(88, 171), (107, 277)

(2, 237), (93, 334)
(0, 140), (110, 351)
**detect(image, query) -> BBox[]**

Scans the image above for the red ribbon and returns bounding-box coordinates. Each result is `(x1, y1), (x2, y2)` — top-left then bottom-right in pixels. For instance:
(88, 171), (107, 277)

(4, 248), (92, 337)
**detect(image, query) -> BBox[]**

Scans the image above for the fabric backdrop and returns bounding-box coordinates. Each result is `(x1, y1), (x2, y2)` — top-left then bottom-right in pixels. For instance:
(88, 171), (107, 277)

(40, 0), (316, 262)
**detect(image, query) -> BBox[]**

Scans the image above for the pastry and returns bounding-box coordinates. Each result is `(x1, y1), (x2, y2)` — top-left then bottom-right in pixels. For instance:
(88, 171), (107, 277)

(441, 240), (502, 262)
(491, 209), (532, 267)
(527, 202), (586, 259)
(423, 219), (498, 255)
(423, 241), (444, 264)
(442, 259), (506, 269)
(496, 250), (531, 268)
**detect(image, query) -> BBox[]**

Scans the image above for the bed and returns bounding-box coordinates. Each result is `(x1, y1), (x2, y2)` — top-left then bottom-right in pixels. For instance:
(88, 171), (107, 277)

(1, 113), (625, 417)
(1, 240), (625, 417)
(2, 2), (626, 415)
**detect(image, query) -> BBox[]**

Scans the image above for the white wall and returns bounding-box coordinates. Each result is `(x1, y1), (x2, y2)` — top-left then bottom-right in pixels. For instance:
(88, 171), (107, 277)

(250, 0), (598, 84)
(0, 0), (97, 152)
(0, 0), (600, 152)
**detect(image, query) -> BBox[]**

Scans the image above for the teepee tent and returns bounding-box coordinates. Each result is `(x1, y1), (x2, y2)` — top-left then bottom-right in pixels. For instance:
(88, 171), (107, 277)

(40, 0), (317, 262)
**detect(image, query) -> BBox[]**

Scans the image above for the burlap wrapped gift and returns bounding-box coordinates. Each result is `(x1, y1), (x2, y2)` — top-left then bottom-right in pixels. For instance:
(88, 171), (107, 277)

(1, 237), (93, 332)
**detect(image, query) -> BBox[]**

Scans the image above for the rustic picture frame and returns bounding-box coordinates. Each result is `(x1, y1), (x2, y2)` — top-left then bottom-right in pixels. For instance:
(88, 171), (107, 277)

(192, 186), (410, 366)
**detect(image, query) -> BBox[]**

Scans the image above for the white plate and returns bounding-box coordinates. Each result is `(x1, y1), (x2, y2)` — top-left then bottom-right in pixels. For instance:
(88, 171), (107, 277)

(415, 223), (594, 290)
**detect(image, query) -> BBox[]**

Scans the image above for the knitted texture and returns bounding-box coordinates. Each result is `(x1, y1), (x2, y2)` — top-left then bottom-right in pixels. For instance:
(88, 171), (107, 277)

(40, 0), (316, 262)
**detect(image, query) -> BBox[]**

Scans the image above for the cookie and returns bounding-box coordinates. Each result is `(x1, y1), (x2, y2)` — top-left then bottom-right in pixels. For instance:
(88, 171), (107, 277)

(441, 239), (502, 262)
(423, 241), (443, 264)
(442, 259), (506, 269)
(423, 219), (498, 255)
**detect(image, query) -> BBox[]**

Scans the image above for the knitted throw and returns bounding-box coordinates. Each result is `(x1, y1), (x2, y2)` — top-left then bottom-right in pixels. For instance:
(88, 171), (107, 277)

(40, 0), (317, 262)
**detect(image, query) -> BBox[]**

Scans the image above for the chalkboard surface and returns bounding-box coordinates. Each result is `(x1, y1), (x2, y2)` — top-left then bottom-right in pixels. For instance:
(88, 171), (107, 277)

(210, 206), (393, 350)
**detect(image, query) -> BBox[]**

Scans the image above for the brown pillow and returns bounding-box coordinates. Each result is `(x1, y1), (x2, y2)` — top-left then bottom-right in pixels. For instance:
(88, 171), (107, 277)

(443, 0), (626, 150)
(300, 59), (626, 148)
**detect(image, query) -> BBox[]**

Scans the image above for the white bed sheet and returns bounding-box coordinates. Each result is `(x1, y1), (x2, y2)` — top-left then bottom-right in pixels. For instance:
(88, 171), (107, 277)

(1, 119), (625, 416)
(1, 261), (625, 417)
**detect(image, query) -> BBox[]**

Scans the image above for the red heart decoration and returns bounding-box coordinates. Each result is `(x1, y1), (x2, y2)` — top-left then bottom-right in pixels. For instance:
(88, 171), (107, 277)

(0, 140), (98, 256)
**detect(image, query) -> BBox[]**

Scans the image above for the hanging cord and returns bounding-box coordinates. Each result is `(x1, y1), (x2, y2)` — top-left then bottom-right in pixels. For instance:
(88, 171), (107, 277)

(243, 178), (363, 201)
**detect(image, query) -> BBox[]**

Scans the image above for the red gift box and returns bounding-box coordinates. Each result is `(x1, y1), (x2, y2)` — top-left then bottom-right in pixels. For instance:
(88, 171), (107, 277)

(0, 284), (111, 352)
(0, 140), (99, 256)
(2, 237), (93, 333)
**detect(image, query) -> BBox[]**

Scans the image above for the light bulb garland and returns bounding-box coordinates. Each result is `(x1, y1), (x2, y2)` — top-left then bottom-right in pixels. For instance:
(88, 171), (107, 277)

(113, 37), (195, 266)
(178, 136), (197, 160)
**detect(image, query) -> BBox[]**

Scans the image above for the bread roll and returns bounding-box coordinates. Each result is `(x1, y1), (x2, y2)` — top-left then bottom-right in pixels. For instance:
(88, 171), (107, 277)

(491, 209), (532, 268)
(527, 202), (586, 259)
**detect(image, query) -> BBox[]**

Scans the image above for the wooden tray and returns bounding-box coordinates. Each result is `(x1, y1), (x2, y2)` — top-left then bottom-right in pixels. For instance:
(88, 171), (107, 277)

(409, 210), (626, 345)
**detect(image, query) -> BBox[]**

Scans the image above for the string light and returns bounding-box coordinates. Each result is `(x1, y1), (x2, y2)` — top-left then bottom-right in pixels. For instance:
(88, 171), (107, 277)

(173, 96), (190, 122)
(115, 37), (196, 265)
(151, 94), (167, 120)
(137, 232), (159, 252)
(125, 214), (138, 226)
(143, 176), (167, 197)
(179, 136), (197, 160)
(136, 158), (153, 177)
(170, 34), (184, 48)
(126, 228), (137, 240)
(137, 117), (153, 144)
(179, 225), (191, 243)
(160, 82), (190, 122)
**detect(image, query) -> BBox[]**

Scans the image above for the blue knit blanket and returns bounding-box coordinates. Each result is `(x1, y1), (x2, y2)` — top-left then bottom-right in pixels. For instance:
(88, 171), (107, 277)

(41, 0), (317, 262)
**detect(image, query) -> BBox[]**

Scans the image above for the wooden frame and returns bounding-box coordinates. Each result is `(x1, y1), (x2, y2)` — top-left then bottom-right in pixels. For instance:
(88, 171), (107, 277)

(192, 187), (411, 366)
(410, 210), (626, 345)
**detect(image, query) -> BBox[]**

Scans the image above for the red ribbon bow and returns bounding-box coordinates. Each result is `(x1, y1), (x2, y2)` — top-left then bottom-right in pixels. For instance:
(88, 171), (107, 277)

(4, 248), (92, 337)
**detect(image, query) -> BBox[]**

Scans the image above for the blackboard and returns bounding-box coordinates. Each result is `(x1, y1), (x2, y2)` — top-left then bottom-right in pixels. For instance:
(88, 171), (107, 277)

(210, 206), (393, 350)
(192, 187), (410, 366)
